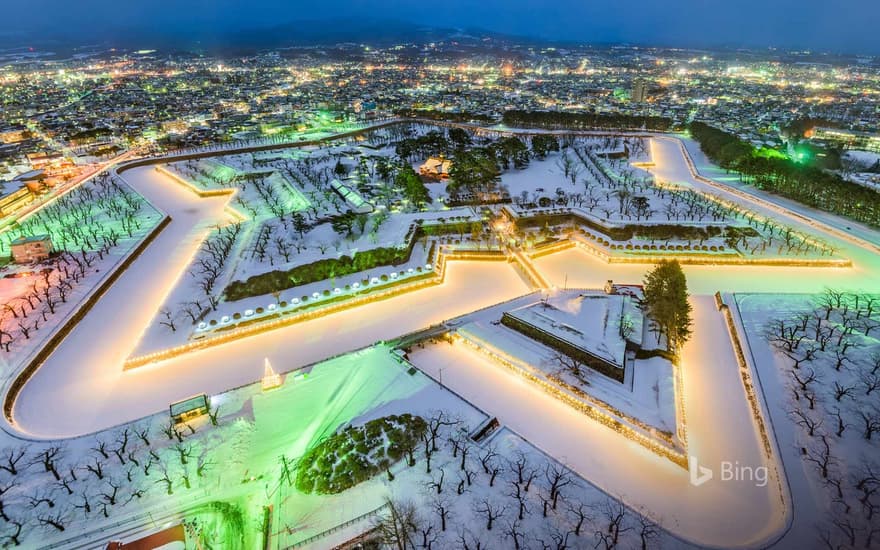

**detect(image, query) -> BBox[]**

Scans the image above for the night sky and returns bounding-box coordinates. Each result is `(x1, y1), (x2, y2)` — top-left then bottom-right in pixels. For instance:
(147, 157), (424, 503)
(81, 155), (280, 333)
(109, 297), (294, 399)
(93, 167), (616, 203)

(3, 0), (879, 54)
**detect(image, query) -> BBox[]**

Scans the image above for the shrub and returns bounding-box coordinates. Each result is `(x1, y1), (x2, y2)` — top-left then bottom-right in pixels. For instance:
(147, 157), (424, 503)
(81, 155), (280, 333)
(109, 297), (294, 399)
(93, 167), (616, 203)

(224, 245), (411, 301)
(295, 414), (427, 494)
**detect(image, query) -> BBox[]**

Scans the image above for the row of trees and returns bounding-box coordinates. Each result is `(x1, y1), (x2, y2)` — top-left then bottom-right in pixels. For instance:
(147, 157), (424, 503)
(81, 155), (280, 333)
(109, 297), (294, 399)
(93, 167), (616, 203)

(281, 410), (663, 550)
(1, 173), (147, 256)
(0, 406), (222, 546)
(765, 289), (880, 548)
(1, 174), (156, 353)
(502, 110), (675, 132)
(372, 412), (660, 550)
(689, 122), (880, 228)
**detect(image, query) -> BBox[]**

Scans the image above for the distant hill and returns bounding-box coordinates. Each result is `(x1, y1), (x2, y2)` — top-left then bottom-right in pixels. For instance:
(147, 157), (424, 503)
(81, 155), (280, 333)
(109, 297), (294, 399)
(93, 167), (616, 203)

(1, 17), (535, 55)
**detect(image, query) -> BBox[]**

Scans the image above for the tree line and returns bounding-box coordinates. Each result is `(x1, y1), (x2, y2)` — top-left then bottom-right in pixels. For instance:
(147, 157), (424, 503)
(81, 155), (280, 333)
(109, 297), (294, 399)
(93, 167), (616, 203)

(689, 122), (880, 228)
(502, 111), (675, 132)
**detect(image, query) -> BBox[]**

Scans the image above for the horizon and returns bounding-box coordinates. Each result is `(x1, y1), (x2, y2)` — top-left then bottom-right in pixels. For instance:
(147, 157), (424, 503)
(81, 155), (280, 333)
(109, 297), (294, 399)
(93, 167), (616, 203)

(2, 0), (879, 56)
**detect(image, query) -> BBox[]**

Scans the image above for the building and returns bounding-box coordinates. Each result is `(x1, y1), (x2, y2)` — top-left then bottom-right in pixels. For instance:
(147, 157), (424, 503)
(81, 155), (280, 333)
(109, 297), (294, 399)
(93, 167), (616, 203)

(631, 78), (649, 103)
(418, 156), (453, 180)
(26, 151), (65, 170)
(10, 235), (53, 264)
(0, 126), (29, 144)
(811, 127), (880, 154)
(0, 180), (34, 217)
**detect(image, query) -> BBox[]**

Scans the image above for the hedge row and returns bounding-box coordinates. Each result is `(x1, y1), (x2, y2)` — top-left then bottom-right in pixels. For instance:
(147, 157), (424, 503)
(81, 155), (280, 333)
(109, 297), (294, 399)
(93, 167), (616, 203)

(224, 246), (412, 301)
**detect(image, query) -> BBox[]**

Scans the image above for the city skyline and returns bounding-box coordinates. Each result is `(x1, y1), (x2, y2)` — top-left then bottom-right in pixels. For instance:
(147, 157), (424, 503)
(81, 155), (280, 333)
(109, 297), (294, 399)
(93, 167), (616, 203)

(0, 5), (878, 548)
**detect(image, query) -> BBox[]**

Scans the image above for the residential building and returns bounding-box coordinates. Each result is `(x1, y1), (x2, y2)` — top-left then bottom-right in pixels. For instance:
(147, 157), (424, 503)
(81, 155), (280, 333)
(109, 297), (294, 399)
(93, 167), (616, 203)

(10, 234), (53, 263)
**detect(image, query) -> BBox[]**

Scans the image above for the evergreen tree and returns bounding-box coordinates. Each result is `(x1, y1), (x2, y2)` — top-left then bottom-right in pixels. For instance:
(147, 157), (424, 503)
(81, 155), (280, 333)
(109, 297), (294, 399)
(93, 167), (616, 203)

(395, 165), (431, 209)
(642, 260), (692, 353)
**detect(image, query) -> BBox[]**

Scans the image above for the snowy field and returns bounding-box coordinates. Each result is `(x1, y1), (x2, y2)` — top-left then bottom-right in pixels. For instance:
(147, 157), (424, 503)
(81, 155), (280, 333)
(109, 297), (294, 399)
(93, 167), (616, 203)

(407, 303), (786, 549)
(0, 340), (693, 549)
(737, 292), (880, 549)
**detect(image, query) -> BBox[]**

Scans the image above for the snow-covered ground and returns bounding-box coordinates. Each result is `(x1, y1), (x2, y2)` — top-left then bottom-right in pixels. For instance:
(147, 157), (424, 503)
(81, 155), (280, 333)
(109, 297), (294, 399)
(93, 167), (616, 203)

(3, 124), (880, 548)
(457, 311), (677, 442)
(736, 292), (880, 549)
(0, 174), (163, 378)
(504, 291), (638, 367)
(12, 166), (530, 436)
(407, 293), (787, 549)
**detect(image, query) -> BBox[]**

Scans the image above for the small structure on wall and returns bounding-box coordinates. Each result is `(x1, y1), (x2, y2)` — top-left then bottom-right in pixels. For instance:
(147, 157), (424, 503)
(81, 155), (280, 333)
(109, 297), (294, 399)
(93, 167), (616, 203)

(261, 357), (282, 391)
(169, 394), (209, 424)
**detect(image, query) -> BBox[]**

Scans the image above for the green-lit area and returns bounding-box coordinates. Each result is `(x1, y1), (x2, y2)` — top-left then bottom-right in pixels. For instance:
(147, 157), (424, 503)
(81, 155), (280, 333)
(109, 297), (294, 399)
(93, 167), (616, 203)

(793, 147), (811, 163)
(295, 413), (426, 494)
(186, 501), (247, 549)
(108, 345), (430, 549)
(267, 172), (311, 212)
(203, 159), (239, 182)
(753, 147), (788, 160)
(0, 178), (161, 257)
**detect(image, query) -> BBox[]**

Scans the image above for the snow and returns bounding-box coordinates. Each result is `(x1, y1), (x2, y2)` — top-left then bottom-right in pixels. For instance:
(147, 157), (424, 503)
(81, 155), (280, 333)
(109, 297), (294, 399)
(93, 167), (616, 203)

(504, 291), (636, 367)
(12, 164), (530, 438)
(456, 312), (677, 440)
(735, 292), (880, 549)
(3, 123), (880, 548)
(408, 302), (787, 548)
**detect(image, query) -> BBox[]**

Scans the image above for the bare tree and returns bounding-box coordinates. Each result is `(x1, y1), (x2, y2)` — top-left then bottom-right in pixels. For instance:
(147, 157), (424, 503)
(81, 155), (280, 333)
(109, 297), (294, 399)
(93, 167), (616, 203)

(0, 480), (18, 522)
(372, 498), (418, 550)
(37, 511), (67, 533)
(0, 517), (26, 546)
(508, 481), (529, 521)
(34, 447), (63, 481)
(635, 509), (661, 550)
(426, 468), (445, 495)
(594, 497), (631, 549)
(545, 463), (573, 509)
(0, 447), (28, 476)
(791, 408), (823, 437)
(804, 435), (835, 479)
(504, 519), (527, 550)
(859, 408), (880, 440)
(567, 500), (591, 537)
(431, 495), (451, 532)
